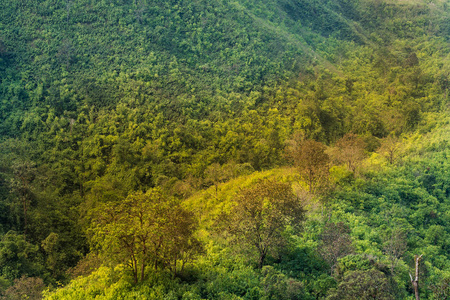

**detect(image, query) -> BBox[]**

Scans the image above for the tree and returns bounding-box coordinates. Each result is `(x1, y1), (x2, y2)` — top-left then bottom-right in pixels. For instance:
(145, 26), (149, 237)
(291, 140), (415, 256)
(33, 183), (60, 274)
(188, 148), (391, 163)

(260, 266), (306, 300)
(403, 102), (422, 130)
(226, 180), (305, 268)
(410, 254), (423, 300)
(204, 163), (231, 197)
(326, 269), (394, 300)
(437, 73), (449, 98)
(0, 231), (44, 281)
(430, 276), (450, 300)
(3, 276), (45, 300)
(89, 189), (202, 283)
(319, 222), (354, 274)
(331, 133), (366, 172)
(378, 136), (400, 164)
(41, 232), (65, 278)
(286, 137), (330, 193)
(382, 228), (407, 274)
(9, 160), (36, 239)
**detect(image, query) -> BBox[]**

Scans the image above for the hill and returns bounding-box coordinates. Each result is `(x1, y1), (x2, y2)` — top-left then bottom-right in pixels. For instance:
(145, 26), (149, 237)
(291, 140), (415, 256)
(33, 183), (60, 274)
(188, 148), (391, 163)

(0, 0), (449, 298)
(44, 115), (450, 299)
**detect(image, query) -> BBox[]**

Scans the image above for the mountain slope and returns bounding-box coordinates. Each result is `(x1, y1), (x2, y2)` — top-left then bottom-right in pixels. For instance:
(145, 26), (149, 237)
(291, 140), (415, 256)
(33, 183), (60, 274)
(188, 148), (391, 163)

(0, 0), (449, 298)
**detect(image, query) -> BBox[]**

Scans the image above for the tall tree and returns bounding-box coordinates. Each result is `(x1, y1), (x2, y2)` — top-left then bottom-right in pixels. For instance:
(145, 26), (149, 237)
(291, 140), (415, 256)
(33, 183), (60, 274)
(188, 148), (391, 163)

(319, 222), (354, 274)
(383, 228), (407, 274)
(226, 180), (305, 268)
(9, 161), (36, 239)
(378, 136), (400, 164)
(286, 137), (330, 193)
(331, 133), (366, 172)
(89, 189), (202, 283)
(204, 163), (231, 197)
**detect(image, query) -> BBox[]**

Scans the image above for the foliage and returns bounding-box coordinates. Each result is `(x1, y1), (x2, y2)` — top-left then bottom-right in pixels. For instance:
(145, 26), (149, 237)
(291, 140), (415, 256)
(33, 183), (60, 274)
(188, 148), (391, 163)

(0, 0), (448, 297)
(377, 135), (401, 164)
(286, 137), (330, 193)
(3, 276), (45, 300)
(41, 116), (450, 298)
(383, 228), (408, 274)
(225, 180), (305, 268)
(330, 133), (366, 172)
(0, 231), (45, 282)
(260, 266), (307, 300)
(326, 269), (394, 300)
(89, 189), (202, 283)
(318, 222), (354, 273)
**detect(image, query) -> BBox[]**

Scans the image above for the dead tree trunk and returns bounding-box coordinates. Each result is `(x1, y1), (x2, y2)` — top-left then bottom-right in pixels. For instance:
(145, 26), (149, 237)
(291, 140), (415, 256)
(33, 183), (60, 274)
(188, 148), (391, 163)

(409, 254), (423, 300)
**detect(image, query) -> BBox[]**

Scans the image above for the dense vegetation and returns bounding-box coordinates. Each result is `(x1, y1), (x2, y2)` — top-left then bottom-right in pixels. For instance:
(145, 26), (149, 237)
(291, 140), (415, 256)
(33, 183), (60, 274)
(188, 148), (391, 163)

(0, 0), (449, 298)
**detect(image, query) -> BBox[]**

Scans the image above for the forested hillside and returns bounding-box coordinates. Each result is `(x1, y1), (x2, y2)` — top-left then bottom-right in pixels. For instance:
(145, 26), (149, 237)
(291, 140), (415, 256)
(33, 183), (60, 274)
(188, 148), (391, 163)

(0, 0), (449, 298)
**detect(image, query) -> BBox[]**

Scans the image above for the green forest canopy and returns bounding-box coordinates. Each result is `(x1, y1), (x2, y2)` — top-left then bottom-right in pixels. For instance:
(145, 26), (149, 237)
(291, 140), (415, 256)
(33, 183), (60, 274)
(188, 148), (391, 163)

(0, 0), (449, 298)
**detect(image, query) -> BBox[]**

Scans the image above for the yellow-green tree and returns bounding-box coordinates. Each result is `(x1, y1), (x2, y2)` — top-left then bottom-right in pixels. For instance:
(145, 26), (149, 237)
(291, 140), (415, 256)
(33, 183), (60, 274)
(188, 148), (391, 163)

(89, 189), (202, 283)
(227, 180), (305, 268)
(286, 138), (330, 193)
(378, 135), (400, 164)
